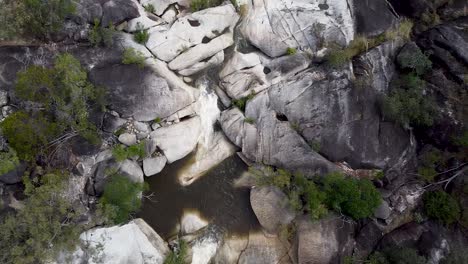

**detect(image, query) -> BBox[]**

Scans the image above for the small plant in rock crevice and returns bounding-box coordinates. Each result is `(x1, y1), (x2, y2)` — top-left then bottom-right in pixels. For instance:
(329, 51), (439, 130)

(122, 48), (146, 68)
(286, 47), (297, 55)
(134, 23), (149, 44)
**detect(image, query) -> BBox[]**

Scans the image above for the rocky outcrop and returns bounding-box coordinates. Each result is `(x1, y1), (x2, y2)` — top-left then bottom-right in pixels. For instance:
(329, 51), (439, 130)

(238, 231), (292, 264)
(220, 106), (338, 175)
(143, 156), (167, 176)
(353, 0), (398, 36)
(150, 116), (201, 163)
(69, 219), (169, 264)
(250, 186), (295, 234)
(146, 4), (239, 76)
(296, 215), (355, 264)
(240, 0), (354, 57)
(101, 0), (140, 26)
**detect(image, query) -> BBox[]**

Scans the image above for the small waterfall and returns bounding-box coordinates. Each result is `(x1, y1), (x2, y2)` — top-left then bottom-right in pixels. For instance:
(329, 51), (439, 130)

(178, 79), (236, 186)
(197, 80), (220, 148)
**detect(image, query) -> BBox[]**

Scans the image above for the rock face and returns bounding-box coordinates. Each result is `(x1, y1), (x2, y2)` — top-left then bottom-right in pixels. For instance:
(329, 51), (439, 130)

(101, 0), (140, 26)
(90, 63), (194, 122)
(220, 106), (338, 175)
(150, 116), (201, 163)
(297, 216), (355, 264)
(353, 0), (398, 36)
(250, 186), (295, 234)
(143, 156), (167, 176)
(240, 0), (354, 57)
(237, 231), (292, 264)
(146, 4), (239, 62)
(73, 219), (169, 264)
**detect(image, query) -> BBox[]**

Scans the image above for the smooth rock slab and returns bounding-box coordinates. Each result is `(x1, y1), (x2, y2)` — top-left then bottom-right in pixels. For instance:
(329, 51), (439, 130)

(118, 159), (144, 183)
(70, 219), (169, 264)
(118, 133), (137, 146)
(146, 4), (239, 62)
(168, 33), (234, 71)
(150, 116), (201, 163)
(250, 186), (295, 234)
(143, 156), (167, 176)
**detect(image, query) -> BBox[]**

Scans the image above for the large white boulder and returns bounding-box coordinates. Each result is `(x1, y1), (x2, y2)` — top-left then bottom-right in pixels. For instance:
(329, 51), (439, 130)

(240, 0), (354, 57)
(146, 4), (239, 62)
(72, 219), (169, 264)
(150, 116), (201, 163)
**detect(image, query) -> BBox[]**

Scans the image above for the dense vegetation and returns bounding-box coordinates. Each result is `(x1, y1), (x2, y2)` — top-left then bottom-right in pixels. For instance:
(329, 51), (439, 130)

(253, 168), (381, 220)
(88, 19), (115, 47)
(0, 0), (75, 40)
(0, 173), (83, 264)
(0, 148), (20, 175)
(112, 142), (146, 162)
(99, 174), (147, 224)
(423, 190), (461, 225)
(0, 53), (103, 162)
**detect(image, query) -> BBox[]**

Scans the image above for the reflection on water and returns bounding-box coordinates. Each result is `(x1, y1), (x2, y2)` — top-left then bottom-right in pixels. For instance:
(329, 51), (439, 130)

(138, 153), (259, 239)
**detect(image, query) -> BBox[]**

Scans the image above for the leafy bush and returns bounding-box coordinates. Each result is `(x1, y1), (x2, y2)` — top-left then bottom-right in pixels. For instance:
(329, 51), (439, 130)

(134, 23), (150, 44)
(1, 111), (64, 161)
(122, 48), (146, 68)
(112, 142), (146, 162)
(99, 174), (146, 224)
(382, 73), (436, 127)
(143, 4), (156, 13)
(0, 173), (82, 263)
(322, 172), (381, 220)
(190, 0), (223, 12)
(398, 48), (432, 76)
(286, 47), (297, 55)
(2, 54), (103, 160)
(0, 0), (75, 40)
(232, 93), (255, 112)
(0, 148), (20, 175)
(253, 168), (380, 220)
(417, 148), (443, 182)
(164, 240), (188, 264)
(423, 190), (460, 225)
(88, 19), (115, 47)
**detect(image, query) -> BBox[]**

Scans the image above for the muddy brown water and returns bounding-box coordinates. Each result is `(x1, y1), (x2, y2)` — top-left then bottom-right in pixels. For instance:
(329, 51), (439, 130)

(138, 153), (259, 239)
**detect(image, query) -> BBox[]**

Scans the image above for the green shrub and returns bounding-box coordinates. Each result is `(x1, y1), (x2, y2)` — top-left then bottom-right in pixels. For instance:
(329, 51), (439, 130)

(143, 4), (156, 13)
(99, 174), (146, 224)
(382, 74), (436, 127)
(134, 23), (150, 44)
(112, 142), (146, 162)
(0, 148), (20, 175)
(423, 190), (460, 225)
(398, 49), (432, 76)
(0, 0), (75, 40)
(1, 111), (64, 161)
(286, 47), (297, 55)
(232, 93), (255, 112)
(88, 19), (115, 47)
(2, 53), (103, 161)
(164, 240), (188, 264)
(0, 173), (82, 263)
(322, 172), (381, 220)
(122, 48), (146, 68)
(294, 174), (328, 219)
(190, 0), (223, 12)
